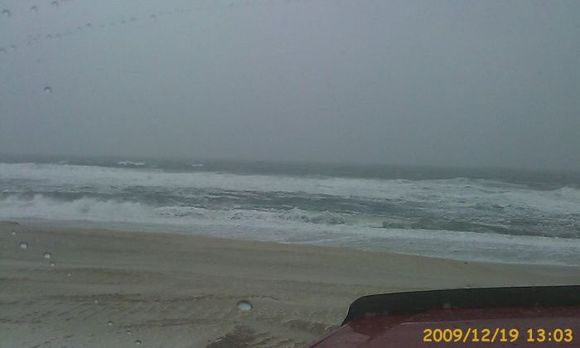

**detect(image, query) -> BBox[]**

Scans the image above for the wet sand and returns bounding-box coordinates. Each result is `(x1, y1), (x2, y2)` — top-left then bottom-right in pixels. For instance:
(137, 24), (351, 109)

(1, 221), (579, 347)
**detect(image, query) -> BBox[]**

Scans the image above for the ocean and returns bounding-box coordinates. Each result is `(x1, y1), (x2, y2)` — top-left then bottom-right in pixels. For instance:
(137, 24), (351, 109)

(1, 156), (579, 266)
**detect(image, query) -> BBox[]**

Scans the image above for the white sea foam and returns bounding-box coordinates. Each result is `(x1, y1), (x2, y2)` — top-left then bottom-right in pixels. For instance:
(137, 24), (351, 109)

(1, 193), (579, 265)
(117, 161), (146, 167)
(0, 194), (153, 222)
(1, 162), (579, 265)
(0, 194), (348, 227)
(1, 162), (578, 217)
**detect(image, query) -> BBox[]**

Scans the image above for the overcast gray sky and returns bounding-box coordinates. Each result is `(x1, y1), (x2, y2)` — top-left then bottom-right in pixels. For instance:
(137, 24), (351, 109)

(0, 0), (579, 170)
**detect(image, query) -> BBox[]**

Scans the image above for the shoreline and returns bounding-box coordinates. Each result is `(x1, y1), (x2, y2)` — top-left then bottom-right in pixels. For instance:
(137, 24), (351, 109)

(7, 217), (580, 268)
(1, 221), (580, 347)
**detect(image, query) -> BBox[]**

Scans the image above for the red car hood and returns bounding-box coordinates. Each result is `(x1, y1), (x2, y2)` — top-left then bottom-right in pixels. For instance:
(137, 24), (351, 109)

(310, 286), (580, 347)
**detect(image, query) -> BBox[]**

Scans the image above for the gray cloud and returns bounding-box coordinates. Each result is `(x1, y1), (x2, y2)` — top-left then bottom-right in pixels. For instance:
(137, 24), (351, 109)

(1, 0), (579, 170)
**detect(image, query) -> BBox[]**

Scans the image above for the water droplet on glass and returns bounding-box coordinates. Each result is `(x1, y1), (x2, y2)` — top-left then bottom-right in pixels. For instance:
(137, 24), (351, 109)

(51, 1), (59, 7)
(0, 48), (6, 54)
(9, 45), (16, 51)
(236, 300), (253, 312)
(107, 321), (113, 327)
(43, 252), (52, 259)
(43, 86), (53, 93)
(31, 6), (38, 12)
(49, 261), (56, 267)
(1, 9), (11, 17)
(135, 339), (142, 345)
(93, 299), (99, 304)
(19, 242), (29, 250)
(11, 231), (16, 236)
(126, 329), (132, 335)
(443, 302), (451, 309)
(66, 272), (72, 277)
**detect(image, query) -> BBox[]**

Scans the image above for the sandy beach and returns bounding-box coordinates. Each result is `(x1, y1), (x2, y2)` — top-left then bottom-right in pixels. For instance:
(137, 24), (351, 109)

(1, 221), (579, 348)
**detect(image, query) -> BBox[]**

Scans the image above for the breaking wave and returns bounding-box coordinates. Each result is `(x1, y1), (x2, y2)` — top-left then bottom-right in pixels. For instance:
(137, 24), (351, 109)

(0, 194), (349, 227)
(1, 161), (580, 265)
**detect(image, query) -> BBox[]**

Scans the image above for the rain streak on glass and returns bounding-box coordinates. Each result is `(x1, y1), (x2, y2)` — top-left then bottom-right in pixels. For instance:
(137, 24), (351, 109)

(19, 242), (29, 250)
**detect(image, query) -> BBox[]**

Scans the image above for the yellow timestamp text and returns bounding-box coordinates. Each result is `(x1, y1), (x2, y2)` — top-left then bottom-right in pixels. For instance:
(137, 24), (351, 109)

(422, 327), (574, 344)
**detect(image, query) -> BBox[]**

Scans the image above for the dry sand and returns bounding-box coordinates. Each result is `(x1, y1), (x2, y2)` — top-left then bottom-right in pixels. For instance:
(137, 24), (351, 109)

(1, 221), (579, 347)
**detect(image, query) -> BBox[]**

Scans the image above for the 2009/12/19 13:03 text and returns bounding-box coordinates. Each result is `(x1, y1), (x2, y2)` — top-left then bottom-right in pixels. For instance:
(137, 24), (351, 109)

(423, 327), (574, 344)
